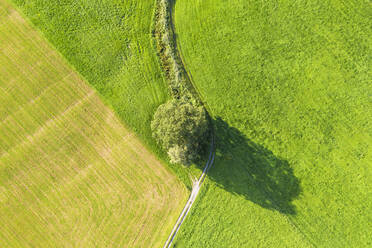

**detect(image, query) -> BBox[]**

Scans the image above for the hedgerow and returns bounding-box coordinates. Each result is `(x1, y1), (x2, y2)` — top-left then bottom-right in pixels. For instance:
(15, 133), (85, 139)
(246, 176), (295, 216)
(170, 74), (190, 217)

(152, 0), (210, 165)
(153, 0), (198, 101)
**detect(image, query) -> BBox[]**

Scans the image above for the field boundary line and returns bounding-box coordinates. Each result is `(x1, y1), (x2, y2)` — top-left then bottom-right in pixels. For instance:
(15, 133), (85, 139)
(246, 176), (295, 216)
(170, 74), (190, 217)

(153, 0), (217, 247)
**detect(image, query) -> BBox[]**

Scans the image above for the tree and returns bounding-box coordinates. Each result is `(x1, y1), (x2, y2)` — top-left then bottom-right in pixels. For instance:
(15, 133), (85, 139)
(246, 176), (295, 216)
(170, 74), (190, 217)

(151, 98), (209, 165)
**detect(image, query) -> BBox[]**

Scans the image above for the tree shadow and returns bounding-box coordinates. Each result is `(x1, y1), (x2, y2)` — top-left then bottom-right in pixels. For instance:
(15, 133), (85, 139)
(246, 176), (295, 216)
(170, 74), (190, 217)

(168, 0), (300, 215)
(206, 117), (301, 215)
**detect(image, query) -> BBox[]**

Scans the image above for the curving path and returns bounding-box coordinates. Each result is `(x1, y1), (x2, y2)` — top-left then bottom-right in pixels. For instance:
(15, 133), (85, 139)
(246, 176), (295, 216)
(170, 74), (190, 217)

(161, 2), (216, 247)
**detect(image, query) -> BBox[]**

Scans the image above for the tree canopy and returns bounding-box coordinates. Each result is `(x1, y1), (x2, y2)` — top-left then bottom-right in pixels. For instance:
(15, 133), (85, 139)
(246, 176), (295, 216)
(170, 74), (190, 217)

(151, 99), (209, 165)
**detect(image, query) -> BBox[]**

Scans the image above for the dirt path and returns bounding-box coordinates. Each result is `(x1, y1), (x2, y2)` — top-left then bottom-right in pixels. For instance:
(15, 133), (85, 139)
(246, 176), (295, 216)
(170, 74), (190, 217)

(163, 137), (215, 248)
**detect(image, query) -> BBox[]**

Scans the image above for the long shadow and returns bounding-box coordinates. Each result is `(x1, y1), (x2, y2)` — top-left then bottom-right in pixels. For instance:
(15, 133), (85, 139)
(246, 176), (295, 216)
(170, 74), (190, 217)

(168, 0), (300, 214)
(206, 117), (301, 215)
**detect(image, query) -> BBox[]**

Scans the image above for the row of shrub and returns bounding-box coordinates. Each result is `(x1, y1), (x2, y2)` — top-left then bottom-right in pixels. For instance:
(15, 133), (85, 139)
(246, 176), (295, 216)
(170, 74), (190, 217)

(151, 0), (210, 165)
(152, 0), (198, 101)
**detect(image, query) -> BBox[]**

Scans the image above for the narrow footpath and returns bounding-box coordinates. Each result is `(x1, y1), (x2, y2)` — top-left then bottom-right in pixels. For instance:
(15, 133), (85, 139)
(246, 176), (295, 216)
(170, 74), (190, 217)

(163, 137), (215, 248)
(158, 1), (216, 247)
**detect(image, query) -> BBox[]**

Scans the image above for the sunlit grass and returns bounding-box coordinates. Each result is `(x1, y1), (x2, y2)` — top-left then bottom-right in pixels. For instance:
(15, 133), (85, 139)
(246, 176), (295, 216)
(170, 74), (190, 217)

(0, 1), (187, 246)
(9, 0), (197, 185)
(173, 0), (371, 247)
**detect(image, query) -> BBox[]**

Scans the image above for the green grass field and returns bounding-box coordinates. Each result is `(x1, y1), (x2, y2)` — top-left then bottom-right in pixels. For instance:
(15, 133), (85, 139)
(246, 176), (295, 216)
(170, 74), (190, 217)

(0, 1), (186, 246)
(173, 0), (372, 247)
(9, 0), (166, 138)
(8, 0), (198, 185)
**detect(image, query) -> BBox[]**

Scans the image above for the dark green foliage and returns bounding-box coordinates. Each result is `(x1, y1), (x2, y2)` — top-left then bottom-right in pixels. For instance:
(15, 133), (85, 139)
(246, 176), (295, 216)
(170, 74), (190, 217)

(152, 0), (211, 165)
(153, 0), (199, 101)
(151, 99), (209, 165)
(153, 0), (184, 98)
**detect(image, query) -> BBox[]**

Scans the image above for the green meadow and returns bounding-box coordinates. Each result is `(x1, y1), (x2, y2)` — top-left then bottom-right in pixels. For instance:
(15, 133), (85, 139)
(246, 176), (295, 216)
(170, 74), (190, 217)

(10, 0), (166, 138)
(2, 0), (371, 247)
(173, 0), (371, 247)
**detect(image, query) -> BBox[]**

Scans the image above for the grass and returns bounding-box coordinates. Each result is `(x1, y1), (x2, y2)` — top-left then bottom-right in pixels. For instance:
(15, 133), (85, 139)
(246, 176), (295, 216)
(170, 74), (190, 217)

(0, 1), (187, 246)
(173, 0), (372, 247)
(9, 0), (197, 185)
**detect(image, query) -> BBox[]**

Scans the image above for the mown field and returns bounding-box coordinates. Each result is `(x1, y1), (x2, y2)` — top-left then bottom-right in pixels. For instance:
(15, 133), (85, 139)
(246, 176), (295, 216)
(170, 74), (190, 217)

(9, 0), (165, 138)
(173, 0), (371, 247)
(9, 0), (196, 184)
(0, 1), (186, 246)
